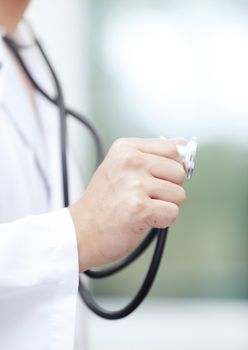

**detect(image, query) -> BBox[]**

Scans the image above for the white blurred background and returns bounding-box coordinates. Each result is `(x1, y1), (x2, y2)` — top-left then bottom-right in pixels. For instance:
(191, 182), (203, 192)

(27, 1), (248, 349)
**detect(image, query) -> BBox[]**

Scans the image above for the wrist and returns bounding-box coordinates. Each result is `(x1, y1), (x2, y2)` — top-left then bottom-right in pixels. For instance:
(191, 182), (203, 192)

(68, 200), (97, 272)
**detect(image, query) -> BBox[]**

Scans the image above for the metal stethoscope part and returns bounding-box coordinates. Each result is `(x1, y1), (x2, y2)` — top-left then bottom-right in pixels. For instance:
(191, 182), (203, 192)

(177, 137), (197, 179)
(160, 136), (197, 180)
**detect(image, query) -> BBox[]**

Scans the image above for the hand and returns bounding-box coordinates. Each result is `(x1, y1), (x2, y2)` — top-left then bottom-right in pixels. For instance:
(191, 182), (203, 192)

(69, 137), (186, 272)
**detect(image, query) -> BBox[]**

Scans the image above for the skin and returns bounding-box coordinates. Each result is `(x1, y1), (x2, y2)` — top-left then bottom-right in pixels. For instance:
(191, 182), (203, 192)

(0, 0), (187, 272)
(69, 137), (186, 271)
(0, 0), (30, 35)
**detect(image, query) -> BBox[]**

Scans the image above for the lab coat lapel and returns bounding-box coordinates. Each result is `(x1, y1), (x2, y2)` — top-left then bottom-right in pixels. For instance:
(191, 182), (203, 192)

(0, 38), (50, 219)
(0, 35), (84, 214)
(1, 43), (46, 163)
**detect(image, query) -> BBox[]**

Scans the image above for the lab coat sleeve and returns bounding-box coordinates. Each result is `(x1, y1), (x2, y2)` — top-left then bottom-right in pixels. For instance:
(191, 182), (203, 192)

(0, 208), (79, 350)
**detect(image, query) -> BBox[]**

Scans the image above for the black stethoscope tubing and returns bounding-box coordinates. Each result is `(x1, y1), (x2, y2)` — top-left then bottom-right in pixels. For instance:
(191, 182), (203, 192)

(3, 34), (169, 320)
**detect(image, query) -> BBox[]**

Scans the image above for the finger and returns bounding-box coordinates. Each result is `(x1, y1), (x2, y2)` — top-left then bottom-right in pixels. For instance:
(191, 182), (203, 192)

(142, 153), (186, 185)
(144, 199), (179, 228)
(118, 138), (184, 163)
(170, 137), (188, 145)
(146, 177), (186, 206)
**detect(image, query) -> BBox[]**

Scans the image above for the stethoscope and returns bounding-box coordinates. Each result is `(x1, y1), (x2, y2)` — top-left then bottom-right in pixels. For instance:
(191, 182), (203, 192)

(1, 24), (197, 320)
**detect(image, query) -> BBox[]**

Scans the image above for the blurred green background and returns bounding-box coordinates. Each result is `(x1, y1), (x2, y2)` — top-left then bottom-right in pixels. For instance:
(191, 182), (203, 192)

(86, 0), (248, 299)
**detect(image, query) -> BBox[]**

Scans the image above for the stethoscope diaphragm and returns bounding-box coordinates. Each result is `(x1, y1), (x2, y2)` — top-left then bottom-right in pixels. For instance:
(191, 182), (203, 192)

(160, 136), (197, 180)
(176, 137), (197, 179)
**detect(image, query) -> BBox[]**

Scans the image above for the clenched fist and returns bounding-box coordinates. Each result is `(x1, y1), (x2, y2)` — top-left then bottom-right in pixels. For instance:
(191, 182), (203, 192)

(69, 138), (186, 272)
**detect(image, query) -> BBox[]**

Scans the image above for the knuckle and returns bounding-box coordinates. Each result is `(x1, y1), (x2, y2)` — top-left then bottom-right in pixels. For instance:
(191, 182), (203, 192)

(176, 164), (186, 184)
(167, 203), (179, 225)
(177, 187), (186, 205)
(145, 212), (159, 228)
(119, 150), (142, 169)
(145, 203), (179, 228)
(119, 151), (135, 169)
(112, 137), (128, 149)
(111, 138), (130, 155)
(130, 177), (145, 192)
(129, 196), (146, 215)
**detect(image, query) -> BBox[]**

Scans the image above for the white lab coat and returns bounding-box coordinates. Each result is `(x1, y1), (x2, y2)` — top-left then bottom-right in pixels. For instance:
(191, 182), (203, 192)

(0, 23), (88, 350)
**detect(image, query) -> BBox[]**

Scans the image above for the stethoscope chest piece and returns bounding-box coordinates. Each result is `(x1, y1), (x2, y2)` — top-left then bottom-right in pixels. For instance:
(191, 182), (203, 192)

(176, 137), (197, 179)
